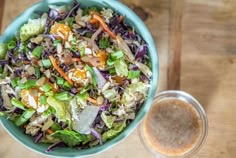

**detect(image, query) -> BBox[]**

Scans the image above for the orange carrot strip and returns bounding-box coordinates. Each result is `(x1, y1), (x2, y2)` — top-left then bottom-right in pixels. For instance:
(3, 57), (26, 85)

(49, 56), (73, 85)
(92, 14), (117, 39)
(87, 97), (97, 104)
(46, 129), (54, 134)
(89, 18), (98, 24)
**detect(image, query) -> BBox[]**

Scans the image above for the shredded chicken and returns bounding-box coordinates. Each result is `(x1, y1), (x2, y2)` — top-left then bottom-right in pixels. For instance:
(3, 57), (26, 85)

(25, 124), (41, 136)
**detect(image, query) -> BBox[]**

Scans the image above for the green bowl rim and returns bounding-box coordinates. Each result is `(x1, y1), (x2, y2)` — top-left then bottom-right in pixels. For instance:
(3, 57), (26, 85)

(0, 0), (159, 157)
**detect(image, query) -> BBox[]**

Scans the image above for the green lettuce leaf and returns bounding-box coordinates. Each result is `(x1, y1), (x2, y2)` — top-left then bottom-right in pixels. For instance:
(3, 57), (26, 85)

(72, 106), (100, 134)
(82, 134), (94, 145)
(101, 111), (116, 129)
(60, 17), (75, 29)
(0, 44), (7, 59)
(20, 13), (48, 42)
(102, 121), (126, 142)
(51, 130), (87, 147)
(86, 65), (97, 87)
(114, 59), (128, 77)
(99, 37), (110, 49)
(47, 96), (71, 122)
(103, 89), (118, 101)
(42, 106), (56, 117)
(0, 112), (5, 116)
(121, 82), (149, 107)
(40, 135), (60, 144)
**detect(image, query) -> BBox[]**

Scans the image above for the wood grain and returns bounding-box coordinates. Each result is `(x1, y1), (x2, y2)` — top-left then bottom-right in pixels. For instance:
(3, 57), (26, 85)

(181, 0), (236, 157)
(167, 0), (184, 90)
(0, 0), (5, 32)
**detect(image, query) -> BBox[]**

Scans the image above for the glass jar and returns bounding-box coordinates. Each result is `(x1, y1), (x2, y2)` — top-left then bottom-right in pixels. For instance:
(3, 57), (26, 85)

(138, 91), (208, 158)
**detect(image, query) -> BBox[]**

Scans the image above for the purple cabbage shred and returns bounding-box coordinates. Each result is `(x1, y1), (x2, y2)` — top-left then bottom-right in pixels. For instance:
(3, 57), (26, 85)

(34, 132), (44, 144)
(90, 128), (102, 145)
(0, 60), (8, 65)
(14, 69), (22, 77)
(46, 141), (66, 153)
(13, 108), (24, 114)
(86, 23), (97, 33)
(129, 64), (139, 70)
(135, 44), (148, 59)
(71, 51), (80, 58)
(65, 1), (80, 18)
(109, 15), (120, 28)
(100, 71), (110, 80)
(70, 87), (78, 94)
(100, 103), (111, 112)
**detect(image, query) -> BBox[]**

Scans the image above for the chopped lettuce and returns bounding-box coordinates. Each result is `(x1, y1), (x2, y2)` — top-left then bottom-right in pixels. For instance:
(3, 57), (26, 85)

(121, 82), (149, 107)
(103, 89), (118, 101)
(47, 96), (71, 122)
(101, 111), (116, 129)
(76, 92), (89, 108)
(83, 7), (99, 16)
(61, 17), (75, 29)
(110, 50), (124, 60)
(0, 112), (5, 116)
(0, 44), (7, 59)
(20, 13), (48, 42)
(89, 140), (99, 147)
(40, 135), (60, 144)
(50, 122), (62, 131)
(135, 61), (152, 78)
(102, 121), (126, 142)
(128, 70), (141, 79)
(70, 97), (80, 121)
(99, 37), (110, 49)
(51, 130), (87, 147)
(15, 109), (36, 126)
(43, 106), (56, 117)
(114, 59), (128, 77)
(77, 92), (89, 100)
(72, 106), (100, 134)
(116, 35), (135, 61)
(82, 134), (94, 145)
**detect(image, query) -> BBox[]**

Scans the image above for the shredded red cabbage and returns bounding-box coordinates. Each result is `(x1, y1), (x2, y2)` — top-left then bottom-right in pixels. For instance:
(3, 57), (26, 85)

(34, 132), (44, 144)
(135, 44), (148, 59)
(91, 128), (102, 145)
(46, 142), (66, 153)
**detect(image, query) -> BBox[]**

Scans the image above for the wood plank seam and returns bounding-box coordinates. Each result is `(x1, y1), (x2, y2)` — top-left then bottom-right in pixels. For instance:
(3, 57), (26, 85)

(168, 0), (184, 90)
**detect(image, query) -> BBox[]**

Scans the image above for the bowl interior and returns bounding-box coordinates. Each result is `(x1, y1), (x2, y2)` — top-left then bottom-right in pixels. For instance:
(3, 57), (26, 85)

(0, 0), (158, 157)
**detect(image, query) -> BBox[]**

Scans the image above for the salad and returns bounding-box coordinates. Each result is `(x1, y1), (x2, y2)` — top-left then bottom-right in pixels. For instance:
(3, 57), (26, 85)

(0, 0), (152, 152)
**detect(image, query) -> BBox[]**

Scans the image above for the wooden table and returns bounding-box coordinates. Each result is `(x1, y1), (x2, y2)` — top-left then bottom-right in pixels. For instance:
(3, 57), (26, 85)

(1, 0), (236, 158)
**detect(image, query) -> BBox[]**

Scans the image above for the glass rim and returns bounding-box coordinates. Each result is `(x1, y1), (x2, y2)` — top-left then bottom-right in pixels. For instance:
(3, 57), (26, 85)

(138, 90), (208, 158)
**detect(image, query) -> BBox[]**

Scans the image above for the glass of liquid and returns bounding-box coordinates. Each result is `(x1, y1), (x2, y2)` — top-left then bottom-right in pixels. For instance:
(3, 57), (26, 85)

(138, 91), (208, 158)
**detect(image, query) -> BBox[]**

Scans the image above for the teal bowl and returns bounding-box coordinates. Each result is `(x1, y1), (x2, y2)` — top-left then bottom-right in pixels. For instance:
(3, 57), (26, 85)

(0, 0), (158, 157)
